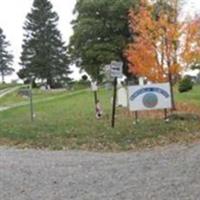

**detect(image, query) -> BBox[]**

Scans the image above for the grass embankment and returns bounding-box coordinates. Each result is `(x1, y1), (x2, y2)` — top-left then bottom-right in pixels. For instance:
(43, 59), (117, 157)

(0, 86), (200, 151)
(0, 88), (67, 106)
(0, 83), (21, 90)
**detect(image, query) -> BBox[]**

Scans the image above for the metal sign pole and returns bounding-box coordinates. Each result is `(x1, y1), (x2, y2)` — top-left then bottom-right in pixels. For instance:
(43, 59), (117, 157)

(111, 77), (117, 128)
(109, 61), (123, 128)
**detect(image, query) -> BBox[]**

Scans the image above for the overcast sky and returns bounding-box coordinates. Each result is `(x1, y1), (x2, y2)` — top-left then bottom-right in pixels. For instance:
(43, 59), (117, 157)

(0, 0), (199, 82)
(0, 0), (77, 82)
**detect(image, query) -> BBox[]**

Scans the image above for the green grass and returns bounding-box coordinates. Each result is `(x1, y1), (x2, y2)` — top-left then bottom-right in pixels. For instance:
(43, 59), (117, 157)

(0, 88), (67, 106)
(0, 83), (21, 90)
(0, 85), (199, 151)
(175, 85), (200, 106)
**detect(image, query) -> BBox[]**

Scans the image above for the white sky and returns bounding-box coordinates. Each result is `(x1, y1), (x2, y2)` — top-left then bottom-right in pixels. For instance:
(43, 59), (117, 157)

(0, 0), (200, 82)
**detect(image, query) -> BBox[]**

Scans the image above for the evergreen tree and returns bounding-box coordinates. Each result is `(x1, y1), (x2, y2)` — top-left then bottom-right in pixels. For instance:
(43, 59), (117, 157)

(0, 28), (14, 83)
(19, 0), (71, 88)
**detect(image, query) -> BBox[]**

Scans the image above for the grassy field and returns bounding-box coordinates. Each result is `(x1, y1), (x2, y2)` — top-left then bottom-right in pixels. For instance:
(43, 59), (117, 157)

(0, 83), (21, 90)
(175, 86), (200, 106)
(0, 88), (68, 106)
(0, 85), (200, 151)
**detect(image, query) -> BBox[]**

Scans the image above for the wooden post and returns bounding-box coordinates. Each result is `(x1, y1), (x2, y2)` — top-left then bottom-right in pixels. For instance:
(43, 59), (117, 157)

(94, 91), (98, 105)
(135, 111), (138, 123)
(29, 79), (34, 122)
(111, 77), (117, 128)
(91, 81), (99, 117)
(164, 108), (167, 120)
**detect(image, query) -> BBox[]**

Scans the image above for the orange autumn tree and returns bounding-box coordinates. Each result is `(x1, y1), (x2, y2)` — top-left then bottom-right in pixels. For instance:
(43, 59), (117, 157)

(183, 17), (200, 69)
(124, 0), (192, 109)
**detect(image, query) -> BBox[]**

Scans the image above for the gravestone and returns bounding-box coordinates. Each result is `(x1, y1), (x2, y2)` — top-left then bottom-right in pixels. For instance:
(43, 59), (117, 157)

(117, 87), (128, 107)
(18, 89), (30, 98)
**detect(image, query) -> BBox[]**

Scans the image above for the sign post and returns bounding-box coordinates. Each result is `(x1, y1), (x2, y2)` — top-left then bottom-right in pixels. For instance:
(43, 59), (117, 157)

(164, 108), (168, 121)
(91, 81), (101, 119)
(111, 77), (117, 127)
(110, 61), (123, 128)
(91, 81), (98, 104)
(134, 111), (138, 124)
(94, 91), (98, 104)
(29, 78), (34, 122)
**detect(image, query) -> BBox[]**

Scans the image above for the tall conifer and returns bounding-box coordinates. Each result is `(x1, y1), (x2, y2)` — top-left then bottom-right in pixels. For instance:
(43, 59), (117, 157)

(19, 0), (71, 88)
(0, 28), (14, 83)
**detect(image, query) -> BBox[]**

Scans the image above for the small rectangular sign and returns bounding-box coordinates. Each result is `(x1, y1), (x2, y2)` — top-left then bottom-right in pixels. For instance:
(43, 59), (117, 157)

(110, 61), (123, 78)
(91, 82), (98, 91)
(128, 83), (172, 111)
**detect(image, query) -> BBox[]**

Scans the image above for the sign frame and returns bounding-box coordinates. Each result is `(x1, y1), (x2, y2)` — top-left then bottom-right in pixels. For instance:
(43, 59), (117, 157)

(128, 83), (172, 112)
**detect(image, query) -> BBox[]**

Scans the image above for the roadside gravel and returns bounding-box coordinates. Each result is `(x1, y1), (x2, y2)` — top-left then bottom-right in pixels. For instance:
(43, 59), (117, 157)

(0, 143), (200, 200)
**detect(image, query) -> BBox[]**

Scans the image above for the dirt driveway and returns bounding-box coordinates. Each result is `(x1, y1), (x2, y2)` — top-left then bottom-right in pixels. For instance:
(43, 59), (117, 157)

(0, 144), (200, 200)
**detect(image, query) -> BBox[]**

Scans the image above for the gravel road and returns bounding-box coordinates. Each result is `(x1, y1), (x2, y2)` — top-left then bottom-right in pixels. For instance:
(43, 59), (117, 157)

(0, 144), (200, 200)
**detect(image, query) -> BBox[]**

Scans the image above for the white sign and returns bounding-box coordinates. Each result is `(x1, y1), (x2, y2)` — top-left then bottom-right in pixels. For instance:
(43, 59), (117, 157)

(128, 83), (172, 111)
(91, 82), (98, 91)
(110, 61), (123, 78)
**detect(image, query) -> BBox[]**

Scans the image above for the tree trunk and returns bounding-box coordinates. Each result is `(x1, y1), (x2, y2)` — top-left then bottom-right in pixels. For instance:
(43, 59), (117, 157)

(47, 77), (54, 89)
(167, 62), (176, 111)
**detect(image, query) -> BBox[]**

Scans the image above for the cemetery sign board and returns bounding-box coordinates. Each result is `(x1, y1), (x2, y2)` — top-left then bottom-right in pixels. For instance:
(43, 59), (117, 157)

(128, 83), (172, 111)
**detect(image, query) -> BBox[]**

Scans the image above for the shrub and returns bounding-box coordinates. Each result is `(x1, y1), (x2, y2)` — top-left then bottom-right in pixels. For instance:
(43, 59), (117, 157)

(178, 76), (193, 93)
